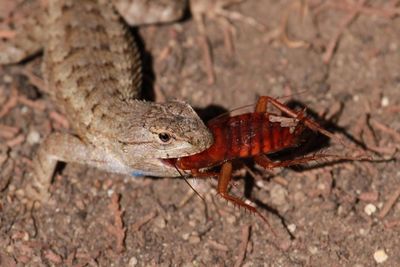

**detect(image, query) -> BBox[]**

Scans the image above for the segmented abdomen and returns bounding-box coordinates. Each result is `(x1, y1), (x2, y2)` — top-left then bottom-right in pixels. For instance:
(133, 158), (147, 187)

(176, 112), (303, 170)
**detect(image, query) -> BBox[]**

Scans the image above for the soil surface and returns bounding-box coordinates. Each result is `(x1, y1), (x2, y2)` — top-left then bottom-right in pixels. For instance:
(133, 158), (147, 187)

(1, 0), (400, 266)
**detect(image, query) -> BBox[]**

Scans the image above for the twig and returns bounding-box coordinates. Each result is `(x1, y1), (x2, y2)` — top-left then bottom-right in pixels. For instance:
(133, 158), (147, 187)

(177, 189), (196, 208)
(370, 119), (400, 143)
(322, 0), (366, 63)
(0, 124), (20, 139)
(44, 249), (63, 264)
(64, 250), (75, 267)
(324, 1), (400, 19)
(207, 240), (229, 252)
(0, 87), (18, 118)
(50, 111), (70, 129)
(107, 193), (126, 253)
(0, 30), (16, 38)
(19, 67), (47, 93)
(384, 219), (400, 229)
(74, 251), (99, 267)
(279, 1), (309, 48)
(272, 176), (289, 187)
(190, 4), (216, 85)
(378, 185), (400, 218)
(131, 210), (157, 232)
(234, 225), (251, 267)
(386, 106), (400, 113)
(18, 95), (46, 111)
(358, 191), (379, 202)
(364, 144), (397, 156)
(6, 134), (25, 147)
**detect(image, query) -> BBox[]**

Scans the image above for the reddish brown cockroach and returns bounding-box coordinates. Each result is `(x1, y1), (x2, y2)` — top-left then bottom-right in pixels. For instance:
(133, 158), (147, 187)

(165, 96), (346, 232)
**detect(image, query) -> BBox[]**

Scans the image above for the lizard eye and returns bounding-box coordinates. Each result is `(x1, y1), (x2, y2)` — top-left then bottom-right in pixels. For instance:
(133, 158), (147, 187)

(158, 132), (172, 143)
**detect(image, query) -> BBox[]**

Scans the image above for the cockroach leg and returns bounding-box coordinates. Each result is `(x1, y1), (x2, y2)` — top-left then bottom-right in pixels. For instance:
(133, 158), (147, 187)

(254, 154), (333, 169)
(217, 162), (277, 236)
(190, 169), (220, 178)
(256, 96), (343, 144)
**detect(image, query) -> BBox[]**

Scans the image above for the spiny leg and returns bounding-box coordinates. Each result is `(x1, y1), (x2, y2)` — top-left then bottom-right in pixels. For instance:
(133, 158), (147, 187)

(217, 162), (276, 236)
(255, 152), (369, 170)
(256, 96), (373, 159)
(256, 96), (344, 144)
(190, 168), (236, 188)
(255, 95), (271, 113)
(189, 168), (241, 190)
(254, 153), (337, 170)
(190, 169), (220, 179)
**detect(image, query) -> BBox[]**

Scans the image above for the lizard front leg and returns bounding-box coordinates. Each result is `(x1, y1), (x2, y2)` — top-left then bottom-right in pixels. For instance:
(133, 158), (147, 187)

(31, 131), (144, 201)
(30, 132), (94, 201)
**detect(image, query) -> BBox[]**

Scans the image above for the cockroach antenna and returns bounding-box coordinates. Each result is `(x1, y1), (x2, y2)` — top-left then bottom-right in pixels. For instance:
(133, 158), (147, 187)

(173, 164), (205, 202)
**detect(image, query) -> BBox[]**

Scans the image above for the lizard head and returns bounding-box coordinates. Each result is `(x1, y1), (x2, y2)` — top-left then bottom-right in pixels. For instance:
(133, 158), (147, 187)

(116, 100), (213, 160)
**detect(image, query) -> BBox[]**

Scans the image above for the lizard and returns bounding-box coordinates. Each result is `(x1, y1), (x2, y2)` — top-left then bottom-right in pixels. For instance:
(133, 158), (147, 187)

(0, 0), (214, 201)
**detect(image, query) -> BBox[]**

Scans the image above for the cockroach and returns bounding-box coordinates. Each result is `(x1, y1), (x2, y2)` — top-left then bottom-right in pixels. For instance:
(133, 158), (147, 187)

(164, 96), (347, 232)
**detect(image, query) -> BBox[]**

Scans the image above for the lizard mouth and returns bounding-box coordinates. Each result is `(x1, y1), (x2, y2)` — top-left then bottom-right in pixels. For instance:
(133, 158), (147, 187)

(161, 158), (177, 168)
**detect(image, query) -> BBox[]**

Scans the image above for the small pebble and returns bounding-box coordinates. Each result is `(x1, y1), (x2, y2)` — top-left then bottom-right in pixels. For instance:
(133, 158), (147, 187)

(6, 245), (13, 253)
(242, 262), (253, 267)
(337, 205), (345, 216)
(389, 42), (398, 51)
(359, 228), (367, 236)
(293, 191), (306, 203)
(107, 189), (114, 197)
(255, 180), (265, 188)
(287, 224), (296, 233)
(153, 216), (166, 229)
(128, 257), (138, 267)
(3, 74), (13, 83)
(373, 249), (388, 263)
(27, 131), (41, 145)
(381, 96), (389, 107)
(278, 240), (291, 251)
(182, 233), (190, 240)
(308, 246), (318, 255)
(270, 184), (288, 206)
(21, 106), (29, 114)
(22, 231), (29, 241)
(364, 203), (377, 216)
(188, 233), (201, 244)
(226, 214), (236, 224)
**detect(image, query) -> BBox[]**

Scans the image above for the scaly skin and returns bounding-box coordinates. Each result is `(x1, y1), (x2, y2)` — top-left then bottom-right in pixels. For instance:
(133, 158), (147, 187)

(0, 0), (213, 200)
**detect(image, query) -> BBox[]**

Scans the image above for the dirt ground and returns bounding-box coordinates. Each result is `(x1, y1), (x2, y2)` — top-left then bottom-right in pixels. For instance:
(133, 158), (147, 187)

(1, 0), (400, 266)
